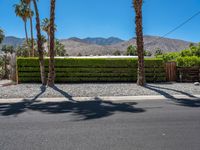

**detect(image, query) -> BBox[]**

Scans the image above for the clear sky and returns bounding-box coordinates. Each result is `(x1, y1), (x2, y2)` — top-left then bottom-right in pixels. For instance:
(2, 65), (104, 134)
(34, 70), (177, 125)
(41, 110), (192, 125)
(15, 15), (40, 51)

(0, 0), (200, 42)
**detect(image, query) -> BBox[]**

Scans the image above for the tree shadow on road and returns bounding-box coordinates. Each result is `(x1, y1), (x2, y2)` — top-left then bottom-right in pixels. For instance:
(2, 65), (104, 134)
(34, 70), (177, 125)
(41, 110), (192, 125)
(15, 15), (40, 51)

(0, 100), (145, 120)
(0, 86), (145, 120)
(145, 84), (200, 107)
(0, 85), (47, 117)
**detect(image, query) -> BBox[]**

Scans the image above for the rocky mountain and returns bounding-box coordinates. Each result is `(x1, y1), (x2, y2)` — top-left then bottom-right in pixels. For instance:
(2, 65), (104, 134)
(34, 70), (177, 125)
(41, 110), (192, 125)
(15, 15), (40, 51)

(60, 36), (194, 56)
(0, 36), (24, 48)
(108, 35), (194, 54)
(67, 37), (124, 46)
(0, 35), (194, 56)
(83, 37), (124, 45)
(60, 39), (114, 56)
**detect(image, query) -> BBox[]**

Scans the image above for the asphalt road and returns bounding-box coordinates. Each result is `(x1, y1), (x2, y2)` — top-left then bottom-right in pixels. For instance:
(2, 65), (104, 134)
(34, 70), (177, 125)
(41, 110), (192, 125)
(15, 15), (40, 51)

(0, 98), (200, 150)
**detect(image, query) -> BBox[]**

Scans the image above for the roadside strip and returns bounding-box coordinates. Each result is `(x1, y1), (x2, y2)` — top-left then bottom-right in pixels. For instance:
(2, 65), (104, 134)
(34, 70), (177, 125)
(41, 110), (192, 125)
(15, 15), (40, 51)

(0, 95), (200, 103)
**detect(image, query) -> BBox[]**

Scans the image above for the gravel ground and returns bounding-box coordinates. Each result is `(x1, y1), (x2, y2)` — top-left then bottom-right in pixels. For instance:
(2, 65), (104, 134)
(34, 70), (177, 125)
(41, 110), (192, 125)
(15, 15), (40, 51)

(0, 83), (200, 99)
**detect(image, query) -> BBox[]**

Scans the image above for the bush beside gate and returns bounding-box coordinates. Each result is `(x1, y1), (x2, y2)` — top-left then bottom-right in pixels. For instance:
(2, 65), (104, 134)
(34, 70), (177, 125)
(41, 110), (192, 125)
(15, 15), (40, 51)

(17, 57), (166, 83)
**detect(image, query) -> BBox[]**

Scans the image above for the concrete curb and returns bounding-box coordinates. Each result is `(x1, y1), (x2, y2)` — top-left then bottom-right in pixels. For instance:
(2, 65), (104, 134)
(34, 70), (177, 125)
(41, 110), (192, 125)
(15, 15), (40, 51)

(0, 95), (200, 103)
(0, 80), (14, 87)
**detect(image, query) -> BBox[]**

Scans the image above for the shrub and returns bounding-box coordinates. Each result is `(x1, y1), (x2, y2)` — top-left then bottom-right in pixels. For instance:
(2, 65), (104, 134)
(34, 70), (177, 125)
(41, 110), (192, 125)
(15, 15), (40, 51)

(161, 52), (180, 62)
(1, 45), (15, 54)
(0, 56), (5, 79)
(180, 49), (193, 57)
(190, 45), (200, 57)
(176, 56), (200, 67)
(17, 57), (166, 83)
(55, 40), (66, 56)
(113, 50), (121, 56)
(126, 45), (137, 56)
(155, 48), (163, 56)
(145, 50), (152, 56)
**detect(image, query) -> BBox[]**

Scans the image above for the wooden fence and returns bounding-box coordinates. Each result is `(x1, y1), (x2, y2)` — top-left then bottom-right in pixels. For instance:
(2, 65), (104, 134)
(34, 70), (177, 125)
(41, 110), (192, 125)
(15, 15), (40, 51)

(177, 67), (200, 82)
(165, 62), (177, 82)
(165, 62), (200, 82)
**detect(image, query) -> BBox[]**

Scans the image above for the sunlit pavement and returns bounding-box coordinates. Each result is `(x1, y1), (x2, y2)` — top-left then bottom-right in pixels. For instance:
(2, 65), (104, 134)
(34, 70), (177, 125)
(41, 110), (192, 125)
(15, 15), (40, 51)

(0, 98), (199, 150)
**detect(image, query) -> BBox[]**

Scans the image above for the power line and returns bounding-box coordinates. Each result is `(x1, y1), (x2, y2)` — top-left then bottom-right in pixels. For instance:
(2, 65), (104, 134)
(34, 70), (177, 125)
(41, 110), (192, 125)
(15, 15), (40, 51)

(145, 10), (200, 45)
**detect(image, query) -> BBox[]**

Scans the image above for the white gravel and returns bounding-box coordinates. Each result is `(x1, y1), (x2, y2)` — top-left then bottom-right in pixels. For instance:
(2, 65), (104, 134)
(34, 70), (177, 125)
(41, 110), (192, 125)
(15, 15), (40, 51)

(0, 83), (200, 99)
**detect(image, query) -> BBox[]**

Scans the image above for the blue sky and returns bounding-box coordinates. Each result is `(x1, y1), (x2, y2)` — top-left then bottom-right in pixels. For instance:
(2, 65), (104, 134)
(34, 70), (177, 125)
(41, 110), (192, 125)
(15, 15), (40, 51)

(0, 0), (200, 42)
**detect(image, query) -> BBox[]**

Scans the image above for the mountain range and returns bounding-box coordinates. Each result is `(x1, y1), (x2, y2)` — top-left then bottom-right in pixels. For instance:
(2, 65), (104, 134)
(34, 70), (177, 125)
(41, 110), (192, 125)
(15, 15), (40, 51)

(68, 37), (124, 46)
(0, 35), (194, 56)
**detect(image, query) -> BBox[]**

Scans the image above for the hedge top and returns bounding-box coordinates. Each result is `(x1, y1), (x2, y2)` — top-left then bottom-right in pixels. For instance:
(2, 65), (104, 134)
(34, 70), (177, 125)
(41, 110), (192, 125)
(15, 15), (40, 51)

(17, 57), (164, 68)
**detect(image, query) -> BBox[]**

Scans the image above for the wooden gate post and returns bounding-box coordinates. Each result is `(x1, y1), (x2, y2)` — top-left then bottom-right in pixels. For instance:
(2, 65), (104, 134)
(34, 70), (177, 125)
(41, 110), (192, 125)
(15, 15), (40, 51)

(165, 62), (177, 82)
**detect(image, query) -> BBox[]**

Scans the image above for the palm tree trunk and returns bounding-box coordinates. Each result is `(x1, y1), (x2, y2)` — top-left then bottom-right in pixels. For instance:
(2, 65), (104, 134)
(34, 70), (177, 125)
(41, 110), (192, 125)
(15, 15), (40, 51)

(134, 0), (145, 86)
(24, 20), (30, 57)
(48, 0), (56, 86)
(29, 3), (35, 57)
(30, 16), (35, 57)
(47, 34), (50, 56)
(3, 55), (8, 79)
(33, 0), (47, 85)
(24, 21), (28, 43)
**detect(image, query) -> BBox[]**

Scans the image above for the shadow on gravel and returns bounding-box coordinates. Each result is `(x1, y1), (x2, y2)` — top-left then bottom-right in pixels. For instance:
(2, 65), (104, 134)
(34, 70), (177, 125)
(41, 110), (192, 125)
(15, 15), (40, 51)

(32, 85), (47, 101)
(145, 84), (200, 107)
(51, 85), (74, 101)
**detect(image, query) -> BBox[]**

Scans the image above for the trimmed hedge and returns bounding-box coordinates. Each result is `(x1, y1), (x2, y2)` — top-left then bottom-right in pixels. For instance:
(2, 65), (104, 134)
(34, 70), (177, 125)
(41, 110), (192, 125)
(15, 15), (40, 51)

(176, 56), (200, 67)
(17, 57), (166, 83)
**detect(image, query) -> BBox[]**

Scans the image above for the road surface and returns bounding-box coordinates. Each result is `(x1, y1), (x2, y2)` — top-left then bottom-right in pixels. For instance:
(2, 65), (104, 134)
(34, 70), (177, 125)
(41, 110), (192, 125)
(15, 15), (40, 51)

(0, 98), (199, 150)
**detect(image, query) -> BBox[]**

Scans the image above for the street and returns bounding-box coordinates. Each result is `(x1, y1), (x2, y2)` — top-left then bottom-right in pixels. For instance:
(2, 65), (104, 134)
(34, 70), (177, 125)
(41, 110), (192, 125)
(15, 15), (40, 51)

(0, 98), (199, 150)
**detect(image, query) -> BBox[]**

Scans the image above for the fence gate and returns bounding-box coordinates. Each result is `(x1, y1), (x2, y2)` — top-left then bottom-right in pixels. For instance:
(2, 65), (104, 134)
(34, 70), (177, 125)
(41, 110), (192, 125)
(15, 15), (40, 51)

(165, 62), (177, 82)
(177, 67), (200, 82)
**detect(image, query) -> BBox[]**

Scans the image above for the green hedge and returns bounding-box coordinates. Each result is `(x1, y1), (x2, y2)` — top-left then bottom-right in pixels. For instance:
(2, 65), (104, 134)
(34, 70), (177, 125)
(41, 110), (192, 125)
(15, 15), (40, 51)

(176, 56), (200, 67)
(17, 57), (166, 83)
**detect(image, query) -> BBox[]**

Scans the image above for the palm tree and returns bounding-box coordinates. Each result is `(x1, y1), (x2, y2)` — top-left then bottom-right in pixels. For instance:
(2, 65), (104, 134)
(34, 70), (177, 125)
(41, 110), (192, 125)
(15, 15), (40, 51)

(21, 0), (35, 57)
(41, 18), (50, 56)
(0, 28), (4, 44)
(32, 0), (47, 85)
(133, 0), (146, 86)
(48, 0), (56, 86)
(14, 2), (31, 56)
(41, 18), (57, 56)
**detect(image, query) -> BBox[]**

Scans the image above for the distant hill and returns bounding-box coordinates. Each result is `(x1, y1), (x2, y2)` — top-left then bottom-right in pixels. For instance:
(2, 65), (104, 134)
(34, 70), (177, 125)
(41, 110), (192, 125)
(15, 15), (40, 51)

(60, 36), (194, 56)
(83, 37), (124, 45)
(60, 39), (113, 56)
(67, 37), (124, 46)
(0, 35), (195, 56)
(0, 36), (24, 48)
(108, 35), (194, 54)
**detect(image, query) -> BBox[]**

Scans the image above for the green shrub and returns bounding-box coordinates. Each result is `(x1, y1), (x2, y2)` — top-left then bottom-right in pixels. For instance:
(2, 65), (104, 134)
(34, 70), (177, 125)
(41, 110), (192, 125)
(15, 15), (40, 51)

(113, 50), (121, 56)
(155, 48), (164, 56)
(0, 55), (6, 79)
(176, 56), (200, 67)
(160, 52), (180, 62)
(155, 43), (200, 68)
(180, 49), (193, 57)
(126, 45), (137, 56)
(17, 57), (166, 83)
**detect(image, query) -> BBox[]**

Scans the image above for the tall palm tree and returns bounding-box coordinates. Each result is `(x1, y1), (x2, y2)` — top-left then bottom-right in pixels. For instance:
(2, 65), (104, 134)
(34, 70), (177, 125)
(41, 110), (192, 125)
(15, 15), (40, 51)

(32, 0), (47, 85)
(41, 18), (50, 56)
(21, 0), (35, 57)
(14, 2), (30, 55)
(133, 0), (146, 86)
(0, 28), (4, 44)
(41, 18), (57, 56)
(48, 0), (56, 86)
